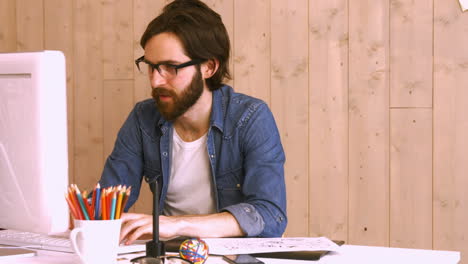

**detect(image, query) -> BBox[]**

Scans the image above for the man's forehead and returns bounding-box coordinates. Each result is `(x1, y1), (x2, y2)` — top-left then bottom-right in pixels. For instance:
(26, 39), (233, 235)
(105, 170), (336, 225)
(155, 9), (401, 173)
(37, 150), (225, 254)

(143, 32), (189, 63)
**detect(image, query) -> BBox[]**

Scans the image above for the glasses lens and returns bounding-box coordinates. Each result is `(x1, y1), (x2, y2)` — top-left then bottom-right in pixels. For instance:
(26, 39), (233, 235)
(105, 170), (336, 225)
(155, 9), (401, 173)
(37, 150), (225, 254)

(136, 61), (152, 76)
(158, 64), (177, 79)
(136, 61), (177, 79)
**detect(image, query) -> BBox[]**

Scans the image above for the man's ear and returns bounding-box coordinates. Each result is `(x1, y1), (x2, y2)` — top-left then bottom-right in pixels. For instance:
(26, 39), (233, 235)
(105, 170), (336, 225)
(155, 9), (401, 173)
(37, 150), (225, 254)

(201, 59), (219, 79)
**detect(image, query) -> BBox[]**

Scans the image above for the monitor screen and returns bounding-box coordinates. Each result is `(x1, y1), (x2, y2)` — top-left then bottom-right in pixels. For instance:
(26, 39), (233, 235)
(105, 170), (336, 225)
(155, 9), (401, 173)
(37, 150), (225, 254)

(0, 51), (69, 235)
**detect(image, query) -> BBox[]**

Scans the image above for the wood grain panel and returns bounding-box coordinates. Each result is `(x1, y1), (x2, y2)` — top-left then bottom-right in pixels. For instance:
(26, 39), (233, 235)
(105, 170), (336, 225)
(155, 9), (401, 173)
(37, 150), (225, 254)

(270, 0), (309, 237)
(132, 0), (169, 214)
(0, 0), (16, 52)
(233, 0), (270, 103)
(309, 0), (349, 242)
(434, 0), (468, 257)
(204, 0), (234, 87)
(44, 0), (75, 182)
(390, 0), (433, 107)
(390, 108), (432, 249)
(73, 0), (104, 190)
(348, 0), (390, 246)
(102, 0), (133, 80)
(16, 0), (43, 51)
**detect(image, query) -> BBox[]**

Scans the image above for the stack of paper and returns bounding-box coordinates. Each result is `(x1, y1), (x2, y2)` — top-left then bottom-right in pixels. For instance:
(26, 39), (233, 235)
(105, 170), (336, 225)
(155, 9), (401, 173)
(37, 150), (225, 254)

(201, 237), (341, 255)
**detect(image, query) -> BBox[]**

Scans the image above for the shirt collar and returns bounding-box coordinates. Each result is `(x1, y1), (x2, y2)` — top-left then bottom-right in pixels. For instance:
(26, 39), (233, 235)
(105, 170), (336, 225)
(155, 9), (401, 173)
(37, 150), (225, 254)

(209, 85), (226, 133)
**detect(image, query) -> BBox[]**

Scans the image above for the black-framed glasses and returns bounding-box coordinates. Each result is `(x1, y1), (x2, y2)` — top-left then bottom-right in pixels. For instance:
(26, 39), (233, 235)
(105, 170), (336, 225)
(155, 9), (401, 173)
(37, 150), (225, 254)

(135, 56), (204, 79)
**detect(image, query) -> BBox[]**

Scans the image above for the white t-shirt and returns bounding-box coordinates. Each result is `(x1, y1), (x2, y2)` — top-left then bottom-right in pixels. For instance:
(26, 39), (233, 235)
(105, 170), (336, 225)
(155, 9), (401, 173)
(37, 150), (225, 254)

(163, 129), (217, 216)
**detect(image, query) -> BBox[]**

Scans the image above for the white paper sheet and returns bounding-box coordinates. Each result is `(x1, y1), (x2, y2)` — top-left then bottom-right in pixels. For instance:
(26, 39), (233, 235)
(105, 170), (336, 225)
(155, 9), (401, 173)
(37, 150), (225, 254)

(460, 0), (468, 11)
(201, 237), (341, 255)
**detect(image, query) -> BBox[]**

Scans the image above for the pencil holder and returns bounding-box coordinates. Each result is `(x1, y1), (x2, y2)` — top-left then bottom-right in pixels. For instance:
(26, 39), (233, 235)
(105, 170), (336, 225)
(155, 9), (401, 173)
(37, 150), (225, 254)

(70, 219), (122, 264)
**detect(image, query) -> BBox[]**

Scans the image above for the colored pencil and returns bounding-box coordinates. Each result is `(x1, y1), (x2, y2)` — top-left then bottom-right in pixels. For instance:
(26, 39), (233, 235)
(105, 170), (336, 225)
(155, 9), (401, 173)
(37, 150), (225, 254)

(69, 186), (84, 220)
(110, 191), (117, 220)
(82, 190), (94, 220)
(91, 185), (97, 212)
(101, 188), (107, 220)
(115, 186), (125, 219)
(106, 187), (113, 218)
(94, 183), (101, 220)
(74, 185), (90, 220)
(65, 193), (79, 220)
(120, 186), (131, 216)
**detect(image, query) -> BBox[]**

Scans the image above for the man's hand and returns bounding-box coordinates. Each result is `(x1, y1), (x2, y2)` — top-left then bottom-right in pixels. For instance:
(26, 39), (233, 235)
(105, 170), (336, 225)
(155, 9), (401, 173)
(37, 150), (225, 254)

(120, 213), (183, 245)
(119, 212), (245, 245)
(119, 213), (154, 245)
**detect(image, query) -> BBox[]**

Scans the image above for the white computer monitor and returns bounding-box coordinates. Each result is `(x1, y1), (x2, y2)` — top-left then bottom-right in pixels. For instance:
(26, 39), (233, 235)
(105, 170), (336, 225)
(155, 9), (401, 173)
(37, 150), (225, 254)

(0, 50), (69, 235)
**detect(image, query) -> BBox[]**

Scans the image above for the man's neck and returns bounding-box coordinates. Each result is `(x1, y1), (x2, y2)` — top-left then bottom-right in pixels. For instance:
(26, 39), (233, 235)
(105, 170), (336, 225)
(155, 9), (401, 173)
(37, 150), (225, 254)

(173, 88), (212, 142)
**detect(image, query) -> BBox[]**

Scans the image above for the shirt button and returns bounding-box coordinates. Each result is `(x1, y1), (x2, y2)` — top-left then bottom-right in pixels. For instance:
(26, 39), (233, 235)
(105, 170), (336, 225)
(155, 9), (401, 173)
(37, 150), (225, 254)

(210, 154), (215, 159)
(244, 207), (251, 213)
(163, 152), (168, 156)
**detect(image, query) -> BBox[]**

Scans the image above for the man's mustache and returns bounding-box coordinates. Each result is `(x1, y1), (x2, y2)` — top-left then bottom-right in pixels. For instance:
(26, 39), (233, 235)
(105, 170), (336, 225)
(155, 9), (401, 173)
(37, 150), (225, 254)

(152, 87), (176, 98)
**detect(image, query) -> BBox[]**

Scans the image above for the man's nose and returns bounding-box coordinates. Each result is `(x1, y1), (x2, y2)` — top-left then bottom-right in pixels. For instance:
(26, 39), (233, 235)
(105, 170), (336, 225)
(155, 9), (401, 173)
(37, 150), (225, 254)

(149, 70), (167, 88)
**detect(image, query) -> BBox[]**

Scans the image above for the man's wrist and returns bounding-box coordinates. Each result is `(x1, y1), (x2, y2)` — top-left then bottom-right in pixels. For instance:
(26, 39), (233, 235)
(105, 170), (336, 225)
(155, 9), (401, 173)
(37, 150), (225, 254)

(173, 216), (191, 237)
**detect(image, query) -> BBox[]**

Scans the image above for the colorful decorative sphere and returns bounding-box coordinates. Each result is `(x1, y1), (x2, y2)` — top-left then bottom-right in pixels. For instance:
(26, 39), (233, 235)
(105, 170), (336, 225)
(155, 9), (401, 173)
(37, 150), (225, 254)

(179, 238), (209, 264)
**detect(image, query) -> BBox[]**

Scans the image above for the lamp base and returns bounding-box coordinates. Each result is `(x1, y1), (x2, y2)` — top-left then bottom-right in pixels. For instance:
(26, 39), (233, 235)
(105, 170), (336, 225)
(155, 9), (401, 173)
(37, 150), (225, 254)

(130, 256), (163, 264)
(146, 240), (166, 258)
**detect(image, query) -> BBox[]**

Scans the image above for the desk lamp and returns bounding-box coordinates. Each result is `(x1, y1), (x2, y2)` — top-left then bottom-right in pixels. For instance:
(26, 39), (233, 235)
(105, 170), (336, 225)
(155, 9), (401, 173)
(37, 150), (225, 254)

(131, 179), (165, 264)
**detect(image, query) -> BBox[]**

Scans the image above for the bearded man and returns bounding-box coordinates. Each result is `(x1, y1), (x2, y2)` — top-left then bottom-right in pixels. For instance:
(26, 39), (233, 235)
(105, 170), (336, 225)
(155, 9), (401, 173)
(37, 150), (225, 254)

(99, 0), (287, 244)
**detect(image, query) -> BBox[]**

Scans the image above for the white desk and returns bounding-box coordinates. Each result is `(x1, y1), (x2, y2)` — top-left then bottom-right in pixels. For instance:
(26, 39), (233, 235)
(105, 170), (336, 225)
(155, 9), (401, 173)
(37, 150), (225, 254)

(0, 245), (460, 264)
(321, 245), (460, 264)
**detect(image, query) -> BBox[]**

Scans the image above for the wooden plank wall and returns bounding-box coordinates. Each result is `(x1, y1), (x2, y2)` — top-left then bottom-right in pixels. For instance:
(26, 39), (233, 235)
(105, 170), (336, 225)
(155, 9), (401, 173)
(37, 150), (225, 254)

(434, 0), (468, 256)
(1, 0), (468, 260)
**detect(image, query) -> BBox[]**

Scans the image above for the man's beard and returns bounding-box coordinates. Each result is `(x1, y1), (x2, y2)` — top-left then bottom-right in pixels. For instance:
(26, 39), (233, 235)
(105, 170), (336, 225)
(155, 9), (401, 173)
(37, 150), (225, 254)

(151, 69), (204, 121)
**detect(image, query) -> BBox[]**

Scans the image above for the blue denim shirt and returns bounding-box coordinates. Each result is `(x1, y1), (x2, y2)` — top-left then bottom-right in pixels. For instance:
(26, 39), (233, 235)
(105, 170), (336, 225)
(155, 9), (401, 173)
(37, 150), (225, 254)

(99, 85), (287, 237)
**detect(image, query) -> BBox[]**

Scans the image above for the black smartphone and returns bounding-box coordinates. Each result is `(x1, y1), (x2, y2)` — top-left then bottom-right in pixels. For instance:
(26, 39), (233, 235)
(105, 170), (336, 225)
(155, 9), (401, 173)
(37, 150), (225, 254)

(222, 254), (264, 264)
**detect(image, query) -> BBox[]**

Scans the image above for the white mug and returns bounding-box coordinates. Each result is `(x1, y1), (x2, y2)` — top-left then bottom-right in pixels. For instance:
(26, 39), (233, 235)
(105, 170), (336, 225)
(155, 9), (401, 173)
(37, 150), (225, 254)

(70, 219), (122, 264)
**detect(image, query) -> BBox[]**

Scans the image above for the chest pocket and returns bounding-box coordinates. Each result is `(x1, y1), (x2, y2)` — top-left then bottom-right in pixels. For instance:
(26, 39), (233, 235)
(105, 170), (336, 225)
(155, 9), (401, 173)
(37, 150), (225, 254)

(216, 167), (244, 207)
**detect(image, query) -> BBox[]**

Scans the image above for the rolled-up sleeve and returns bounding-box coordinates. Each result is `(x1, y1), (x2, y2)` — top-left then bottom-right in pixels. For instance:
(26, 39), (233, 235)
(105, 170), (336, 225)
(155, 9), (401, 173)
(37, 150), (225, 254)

(222, 203), (265, 236)
(222, 102), (287, 237)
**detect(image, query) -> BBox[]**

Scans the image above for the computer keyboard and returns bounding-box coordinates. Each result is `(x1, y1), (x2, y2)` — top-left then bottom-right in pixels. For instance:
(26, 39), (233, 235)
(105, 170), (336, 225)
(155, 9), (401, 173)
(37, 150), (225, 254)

(0, 229), (146, 254)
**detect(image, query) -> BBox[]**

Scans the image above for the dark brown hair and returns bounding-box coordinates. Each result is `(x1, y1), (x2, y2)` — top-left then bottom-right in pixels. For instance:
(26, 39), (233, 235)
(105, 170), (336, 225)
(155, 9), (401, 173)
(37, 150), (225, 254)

(140, 0), (231, 91)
